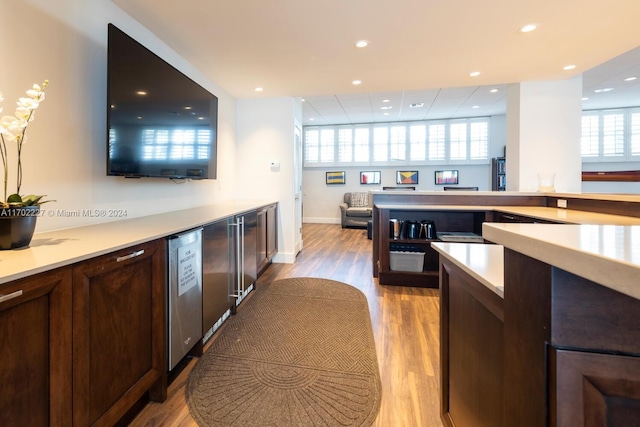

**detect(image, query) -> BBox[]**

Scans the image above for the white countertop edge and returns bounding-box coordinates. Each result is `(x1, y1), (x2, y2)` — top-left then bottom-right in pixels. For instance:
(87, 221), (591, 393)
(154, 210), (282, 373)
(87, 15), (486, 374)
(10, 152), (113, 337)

(0, 200), (277, 285)
(431, 242), (504, 298)
(482, 223), (640, 301)
(372, 190), (640, 203)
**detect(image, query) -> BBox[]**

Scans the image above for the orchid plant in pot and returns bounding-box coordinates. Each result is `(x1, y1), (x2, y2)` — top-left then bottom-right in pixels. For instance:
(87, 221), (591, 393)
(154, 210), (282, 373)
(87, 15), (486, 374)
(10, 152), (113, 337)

(0, 80), (51, 249)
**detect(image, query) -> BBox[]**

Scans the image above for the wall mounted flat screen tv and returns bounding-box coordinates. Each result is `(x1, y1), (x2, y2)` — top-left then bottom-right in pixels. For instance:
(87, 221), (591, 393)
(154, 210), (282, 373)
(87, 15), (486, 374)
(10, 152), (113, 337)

(107, 23), (218, 179)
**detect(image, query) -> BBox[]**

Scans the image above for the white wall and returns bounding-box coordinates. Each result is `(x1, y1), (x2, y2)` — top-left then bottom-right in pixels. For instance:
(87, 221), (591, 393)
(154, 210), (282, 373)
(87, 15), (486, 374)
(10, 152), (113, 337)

(236, 98), (301, 263)
(302, 115), (508, 224)
(2, 0), (237, 232)
(506, 77), (583, 192)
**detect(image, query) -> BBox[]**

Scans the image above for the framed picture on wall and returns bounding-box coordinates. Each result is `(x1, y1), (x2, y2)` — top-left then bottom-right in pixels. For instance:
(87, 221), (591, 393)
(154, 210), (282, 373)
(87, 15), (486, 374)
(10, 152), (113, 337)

(360, 171), (381, 185)
(396, 170), (419, 185)
(435, 170), (459, 185)
(326, 171), (346, 185)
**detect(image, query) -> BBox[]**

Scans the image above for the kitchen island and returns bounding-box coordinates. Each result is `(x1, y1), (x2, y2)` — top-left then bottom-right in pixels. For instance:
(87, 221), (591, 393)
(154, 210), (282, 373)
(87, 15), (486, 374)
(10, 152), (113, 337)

(433, 223), (640, 426)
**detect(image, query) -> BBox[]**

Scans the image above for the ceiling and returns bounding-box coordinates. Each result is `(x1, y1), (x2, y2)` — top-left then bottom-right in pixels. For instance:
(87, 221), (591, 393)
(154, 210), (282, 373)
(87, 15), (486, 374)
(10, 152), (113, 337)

(112, 0), (640, 125)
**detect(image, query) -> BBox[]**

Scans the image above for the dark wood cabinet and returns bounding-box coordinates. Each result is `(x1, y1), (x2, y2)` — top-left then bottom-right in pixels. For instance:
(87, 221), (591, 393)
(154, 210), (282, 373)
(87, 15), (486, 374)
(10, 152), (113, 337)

(0, 267), (73, 427)
(377, 207), (487, 287)
(72, 239), (166, 426)
(502, 249), (640, 427)
(494, 211), (559, 224)
(440, 258), (504, 427)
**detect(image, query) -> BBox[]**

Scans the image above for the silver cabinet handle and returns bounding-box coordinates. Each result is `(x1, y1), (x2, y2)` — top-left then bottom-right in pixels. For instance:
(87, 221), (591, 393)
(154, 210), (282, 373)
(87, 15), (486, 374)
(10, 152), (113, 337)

(502, 215), (515, 220)
(0, 290), (23, 304)
(116, 249), (145, 262)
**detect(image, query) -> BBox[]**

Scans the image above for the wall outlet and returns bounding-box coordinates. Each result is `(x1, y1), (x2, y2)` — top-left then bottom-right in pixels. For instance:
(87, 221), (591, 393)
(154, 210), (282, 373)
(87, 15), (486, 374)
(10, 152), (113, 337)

(557, 199), (567, 208)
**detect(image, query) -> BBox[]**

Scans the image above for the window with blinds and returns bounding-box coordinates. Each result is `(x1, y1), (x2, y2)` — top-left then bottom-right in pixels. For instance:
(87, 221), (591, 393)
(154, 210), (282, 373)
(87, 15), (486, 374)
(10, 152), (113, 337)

(303, 117), (490, 166)
(581, 108), (640, 161)
(140, 128), (211, 161)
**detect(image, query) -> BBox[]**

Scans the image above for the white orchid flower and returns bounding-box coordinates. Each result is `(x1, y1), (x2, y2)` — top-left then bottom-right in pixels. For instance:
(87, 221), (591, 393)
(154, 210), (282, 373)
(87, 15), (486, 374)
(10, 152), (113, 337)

(15, 106), (32, 121)
(17, 97), (40, 110)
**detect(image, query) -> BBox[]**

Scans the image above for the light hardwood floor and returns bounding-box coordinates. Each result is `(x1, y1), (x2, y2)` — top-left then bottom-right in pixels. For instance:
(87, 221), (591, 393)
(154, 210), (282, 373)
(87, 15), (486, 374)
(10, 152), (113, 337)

(130, 223), (443, 427)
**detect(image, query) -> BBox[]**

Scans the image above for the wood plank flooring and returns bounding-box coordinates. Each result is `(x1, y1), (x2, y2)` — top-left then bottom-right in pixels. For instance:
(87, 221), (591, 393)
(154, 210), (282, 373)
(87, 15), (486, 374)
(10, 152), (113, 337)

(130, 223), (443, 427)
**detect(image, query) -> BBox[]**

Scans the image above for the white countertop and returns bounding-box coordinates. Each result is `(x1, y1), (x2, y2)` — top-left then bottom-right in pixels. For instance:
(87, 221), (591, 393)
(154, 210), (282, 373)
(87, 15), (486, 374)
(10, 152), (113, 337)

(0, 200), (276, 285)
(372, 190), (640, 203)
(482, 223), (640, 301)
(431, 242), (504, 298)
(374, 204), (640, 226)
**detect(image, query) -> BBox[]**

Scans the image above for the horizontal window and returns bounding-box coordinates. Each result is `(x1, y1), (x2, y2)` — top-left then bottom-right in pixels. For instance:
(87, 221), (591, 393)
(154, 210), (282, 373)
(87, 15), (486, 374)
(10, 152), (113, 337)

(581, 107), (640, 161)
(304, 117), (490, 167)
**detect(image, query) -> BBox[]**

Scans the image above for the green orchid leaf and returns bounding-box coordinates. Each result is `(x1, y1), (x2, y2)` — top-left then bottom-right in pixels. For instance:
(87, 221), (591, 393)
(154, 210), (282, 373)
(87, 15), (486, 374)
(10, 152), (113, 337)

(7, 194), (22, 204)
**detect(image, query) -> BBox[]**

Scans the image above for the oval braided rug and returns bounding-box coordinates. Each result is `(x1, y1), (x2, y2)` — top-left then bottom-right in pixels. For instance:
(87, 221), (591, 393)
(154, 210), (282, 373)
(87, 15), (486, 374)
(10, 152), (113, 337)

(186, 277), (382, 427)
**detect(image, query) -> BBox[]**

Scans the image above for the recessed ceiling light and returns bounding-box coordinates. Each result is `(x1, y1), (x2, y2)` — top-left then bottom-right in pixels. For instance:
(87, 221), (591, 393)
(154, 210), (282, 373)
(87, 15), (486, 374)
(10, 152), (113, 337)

(410, 103), (424, 108)
(594, 88), (614, 93)
(625, 76), (637, 82)
(382, 99), (390, 103)
(352, 80), (362, 85)
(469, 71), (480, 77)
(490, 88), (498, 93)
(563, 64), (576, 71)
(380, 106), (393, 110)
(383, 112), (390, 116)
(137, 116), (143, 120)
(184, 106), (192, 110)
(582, 97), (589, 101)
(255, 87), (264, 92)
(355, 40), (369, 48)
(198, 117), (205, 120)
(309, 118), (315, 121)
(136, 91), (147, 96)
(472, 105), (480, 109)
(520, 24), (537, 33)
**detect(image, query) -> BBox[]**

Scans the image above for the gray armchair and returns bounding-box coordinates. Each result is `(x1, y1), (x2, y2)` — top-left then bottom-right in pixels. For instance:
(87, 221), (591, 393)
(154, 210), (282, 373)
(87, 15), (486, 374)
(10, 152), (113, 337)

(339, 192), (373, 228)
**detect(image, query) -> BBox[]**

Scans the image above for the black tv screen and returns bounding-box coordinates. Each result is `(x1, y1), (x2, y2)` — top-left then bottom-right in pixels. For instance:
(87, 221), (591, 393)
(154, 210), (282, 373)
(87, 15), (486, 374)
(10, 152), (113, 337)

(107, 24), (218, 179)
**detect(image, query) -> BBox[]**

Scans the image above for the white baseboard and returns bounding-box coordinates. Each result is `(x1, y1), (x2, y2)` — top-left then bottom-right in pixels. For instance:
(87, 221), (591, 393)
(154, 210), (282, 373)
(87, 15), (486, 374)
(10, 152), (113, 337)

(272, 252), (297, 264)
(303, 217), (341, 224)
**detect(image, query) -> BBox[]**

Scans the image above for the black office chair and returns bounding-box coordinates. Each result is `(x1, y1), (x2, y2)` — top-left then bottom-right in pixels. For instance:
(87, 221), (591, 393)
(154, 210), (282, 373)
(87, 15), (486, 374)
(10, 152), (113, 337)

(383, 186), (416, 190)
(443, 186), (479, 191)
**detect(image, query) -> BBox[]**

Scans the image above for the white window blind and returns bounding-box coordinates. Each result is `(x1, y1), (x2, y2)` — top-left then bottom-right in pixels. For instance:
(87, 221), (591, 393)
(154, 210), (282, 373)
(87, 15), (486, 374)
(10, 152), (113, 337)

(581, 115), (599, 158)
(354, 128), (370, 162)
(449, 122), (467, 160)
(632, 112), (640, 156)
(389, 126), (406, 161)
(580, 108), (640, 161)
(303, 117), (490, 166)
(427, 124), (445, 161)
(319, 128), (335, 163)
(373, 127), (389, 161)
(469, 121), (489, 160)
(602, 113), (624, 157)
(409, 124), (426, 161)
(337, 128), (353, 162)
(304, 128), (319, 163)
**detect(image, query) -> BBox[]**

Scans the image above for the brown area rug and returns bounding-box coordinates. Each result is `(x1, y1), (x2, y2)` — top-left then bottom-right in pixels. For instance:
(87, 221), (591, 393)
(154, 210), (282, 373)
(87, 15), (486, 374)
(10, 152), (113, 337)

(186, 277), (382, 427)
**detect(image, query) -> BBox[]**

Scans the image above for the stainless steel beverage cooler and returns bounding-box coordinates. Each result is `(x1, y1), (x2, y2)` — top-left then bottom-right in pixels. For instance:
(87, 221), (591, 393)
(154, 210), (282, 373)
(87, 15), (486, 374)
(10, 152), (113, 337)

(167, 228), (203, 371)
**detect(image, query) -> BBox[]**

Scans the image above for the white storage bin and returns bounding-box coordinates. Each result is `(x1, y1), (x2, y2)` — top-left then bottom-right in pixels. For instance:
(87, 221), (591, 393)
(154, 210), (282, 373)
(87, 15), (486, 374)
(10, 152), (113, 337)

(389, 251), (425, 272)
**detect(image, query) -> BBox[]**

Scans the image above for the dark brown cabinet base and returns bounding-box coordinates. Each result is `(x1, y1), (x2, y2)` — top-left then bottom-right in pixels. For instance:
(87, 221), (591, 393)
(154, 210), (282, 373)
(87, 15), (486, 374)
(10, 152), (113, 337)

(0, 267), (73, 427)
(72, 239), (166, 426)
(440, 256), (504, 427)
